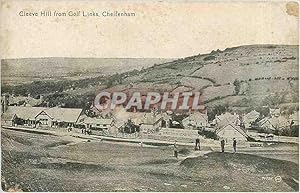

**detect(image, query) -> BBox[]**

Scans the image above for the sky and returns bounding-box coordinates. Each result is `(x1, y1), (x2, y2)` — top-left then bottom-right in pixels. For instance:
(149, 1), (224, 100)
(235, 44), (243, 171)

(0, 0), (299, 59)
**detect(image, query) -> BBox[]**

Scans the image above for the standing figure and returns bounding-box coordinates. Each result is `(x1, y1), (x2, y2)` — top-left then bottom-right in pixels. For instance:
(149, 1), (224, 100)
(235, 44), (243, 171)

(173, 141), (178, 158)
(233, 138), (237, 153)
(221, 139), (225, 153)
(195, 136), (200, 150)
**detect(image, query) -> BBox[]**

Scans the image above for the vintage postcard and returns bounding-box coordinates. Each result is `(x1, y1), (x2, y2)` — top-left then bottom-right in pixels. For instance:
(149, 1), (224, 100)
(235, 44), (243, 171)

(0, 0), (299, 192)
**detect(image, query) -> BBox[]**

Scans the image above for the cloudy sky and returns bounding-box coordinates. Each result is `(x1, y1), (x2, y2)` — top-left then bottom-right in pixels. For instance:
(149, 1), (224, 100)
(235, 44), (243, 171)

(0, 0), (298, 59)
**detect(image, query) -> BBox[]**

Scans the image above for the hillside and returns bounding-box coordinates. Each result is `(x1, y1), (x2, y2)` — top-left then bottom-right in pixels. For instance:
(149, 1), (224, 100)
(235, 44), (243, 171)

(1, 45), (298, 114)
(1, 58), (174, 86)
(108, 44), (299, 112)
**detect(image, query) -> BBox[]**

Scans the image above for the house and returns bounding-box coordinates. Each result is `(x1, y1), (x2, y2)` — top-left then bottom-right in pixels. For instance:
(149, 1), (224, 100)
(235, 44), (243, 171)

(258, 117), (274, 131)
(182, 111), (208, 129)
(243, 110), (260, 129)
(140, 113), (162, 134)
(215, 123), (248, 142)
(161, 111), (172, 128)
(77, 117), (115, 136)
(1, 94), (43, 108)
(37, 107), (83, 127)
(112, 106), (145, 125)
(213, 112), (240, 129)
(289, 111), (299, 127)
(1, 106), (46, 127)
(82, 117), (114, 130)
(1, 112), (17, 126)
(270, 108), (280, 117)
(259, 116), (289, 132)
(1, 106), (83, 128)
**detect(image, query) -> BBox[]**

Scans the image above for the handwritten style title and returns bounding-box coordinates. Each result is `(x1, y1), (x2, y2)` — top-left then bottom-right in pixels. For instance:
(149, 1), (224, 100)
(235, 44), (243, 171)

(19, 10), (136, 17)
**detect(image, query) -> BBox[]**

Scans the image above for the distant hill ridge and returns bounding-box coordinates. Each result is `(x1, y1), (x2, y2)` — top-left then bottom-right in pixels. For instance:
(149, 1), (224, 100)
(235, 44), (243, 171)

(1, 44), (299, 112)
(1, 58), (175, 85)
(108, 44), (299, 110)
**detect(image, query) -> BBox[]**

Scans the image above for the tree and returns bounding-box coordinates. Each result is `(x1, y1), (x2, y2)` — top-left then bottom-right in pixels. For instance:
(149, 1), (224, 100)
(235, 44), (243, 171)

(198, 129), (218, 140)
(233, 79), (240, 95)
(207, 104), (229, 121)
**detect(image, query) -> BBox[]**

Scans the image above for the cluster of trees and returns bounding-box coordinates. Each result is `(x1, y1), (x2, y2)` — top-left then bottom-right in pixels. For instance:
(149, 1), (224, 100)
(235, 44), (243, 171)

(203, 55), (216, 61)
(207, 104), (230, 121)
(198, 129), (218, 140)
(42, 93), (95, 111)
(2, 75), (106, 98)
(233, 79), (240, 95)
(274, 126), (299, 137)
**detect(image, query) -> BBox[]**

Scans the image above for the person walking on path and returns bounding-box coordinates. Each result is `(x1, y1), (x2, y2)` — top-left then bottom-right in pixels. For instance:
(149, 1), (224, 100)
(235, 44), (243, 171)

(221, 139), (225, 153)
(195, 136), (200, 150)
(173, 140), (178, 158)
(233, 138), (237, 153)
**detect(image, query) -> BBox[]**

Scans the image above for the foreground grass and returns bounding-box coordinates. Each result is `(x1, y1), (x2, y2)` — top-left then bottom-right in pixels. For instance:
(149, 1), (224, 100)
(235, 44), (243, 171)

(1, 129), (298, 192)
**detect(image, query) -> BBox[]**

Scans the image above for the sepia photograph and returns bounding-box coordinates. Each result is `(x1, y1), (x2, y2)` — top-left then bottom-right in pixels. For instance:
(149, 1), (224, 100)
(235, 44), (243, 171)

(0, 0), (299, 192)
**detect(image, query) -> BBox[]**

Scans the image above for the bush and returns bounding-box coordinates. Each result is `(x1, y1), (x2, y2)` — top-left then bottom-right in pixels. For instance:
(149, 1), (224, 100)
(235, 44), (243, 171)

(198, 129), (218, 140)
(203, 55), (216, 61)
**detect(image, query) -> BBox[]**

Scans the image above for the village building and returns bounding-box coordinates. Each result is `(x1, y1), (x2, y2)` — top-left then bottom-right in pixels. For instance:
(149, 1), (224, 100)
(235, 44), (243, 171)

(1, 94), (43, 110)
(242, 110), (260, 129)
(1, 106), (83, 128)
(139, 113), (162, 134)
(270, 108), (280, 117)
(182, 111), (208, 129)
(38, 107), (83, 127)
(212, 112), (240, 129)
(215, 123), (248, 142)
(1, 106), (46, 126)
(78, 117), (115, 135)
(1, 112), (17, 126)
(82, 117), (114, 130)
(289, 111), (299, 127)
(161, 111), (172, 128)
(258, 116), (289, 132)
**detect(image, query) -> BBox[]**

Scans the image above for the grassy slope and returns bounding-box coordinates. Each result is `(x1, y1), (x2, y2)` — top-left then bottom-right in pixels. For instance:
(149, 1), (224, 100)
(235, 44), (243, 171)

(115, 45), (299, 109)
(1, 58), (174, 85)
(1, 129), (298, 192)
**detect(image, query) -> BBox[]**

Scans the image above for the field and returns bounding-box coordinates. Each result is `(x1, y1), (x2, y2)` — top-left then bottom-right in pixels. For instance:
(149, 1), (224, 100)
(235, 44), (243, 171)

(1, 129), (298, 192)
(1, 58), (174, 86)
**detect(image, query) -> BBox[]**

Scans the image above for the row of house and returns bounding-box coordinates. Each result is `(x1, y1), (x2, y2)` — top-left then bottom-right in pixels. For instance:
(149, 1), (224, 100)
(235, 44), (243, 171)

(179, 108), (299, 142)
(2, 106), (83, 128)
(1, 94), (43, 113)
(258, 111), (299, 132)
(1, 105), (167, 136)
(1, 101), (298, 142)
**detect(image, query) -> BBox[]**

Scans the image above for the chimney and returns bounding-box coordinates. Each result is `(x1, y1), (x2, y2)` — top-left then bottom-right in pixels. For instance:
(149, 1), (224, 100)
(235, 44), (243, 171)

(3, 94), (9, 113)
(40, 95), (44, 102)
